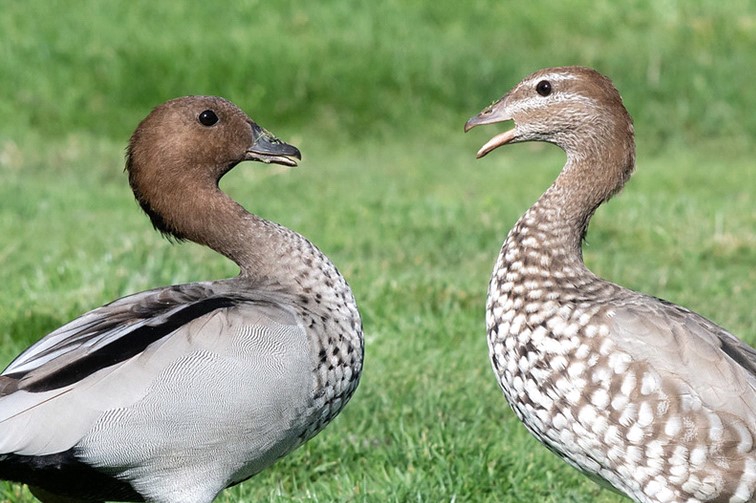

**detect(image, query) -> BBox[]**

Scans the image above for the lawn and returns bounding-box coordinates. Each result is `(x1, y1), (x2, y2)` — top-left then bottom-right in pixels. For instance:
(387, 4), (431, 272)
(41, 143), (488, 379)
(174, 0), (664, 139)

(0, 1), (754, 502)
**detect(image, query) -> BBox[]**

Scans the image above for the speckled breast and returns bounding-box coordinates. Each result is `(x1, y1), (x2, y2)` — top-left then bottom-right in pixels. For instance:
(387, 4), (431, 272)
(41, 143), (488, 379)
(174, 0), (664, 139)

(485, 238), (756, 502)
(299, 309), (363, 443)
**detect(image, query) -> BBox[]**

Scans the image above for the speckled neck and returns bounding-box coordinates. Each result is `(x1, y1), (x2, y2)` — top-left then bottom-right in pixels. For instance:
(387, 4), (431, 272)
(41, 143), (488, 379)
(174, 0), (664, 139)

(198, 185), (364, 440)
(506, 123), (636, 272)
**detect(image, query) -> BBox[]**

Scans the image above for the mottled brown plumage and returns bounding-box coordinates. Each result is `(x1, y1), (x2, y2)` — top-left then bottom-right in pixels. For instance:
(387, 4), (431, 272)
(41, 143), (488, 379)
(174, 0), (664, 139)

(466, 66), (755, 502)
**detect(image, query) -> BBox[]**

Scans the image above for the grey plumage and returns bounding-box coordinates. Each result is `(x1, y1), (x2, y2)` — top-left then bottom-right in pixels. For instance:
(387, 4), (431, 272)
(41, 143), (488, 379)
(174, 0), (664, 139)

(0, 96), (363, 503)
(467, 66), (754, 502)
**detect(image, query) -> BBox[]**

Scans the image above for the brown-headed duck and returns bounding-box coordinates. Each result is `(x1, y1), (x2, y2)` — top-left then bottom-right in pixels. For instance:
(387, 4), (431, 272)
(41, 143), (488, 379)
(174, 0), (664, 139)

(0, 96), (363, 503)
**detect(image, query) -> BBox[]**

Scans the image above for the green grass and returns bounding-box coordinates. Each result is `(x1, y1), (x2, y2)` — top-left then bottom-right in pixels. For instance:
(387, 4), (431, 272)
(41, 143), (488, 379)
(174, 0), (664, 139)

(1, 1), (754, 146)
(1, 137), (753, 502)
(0, 1), (754, 502)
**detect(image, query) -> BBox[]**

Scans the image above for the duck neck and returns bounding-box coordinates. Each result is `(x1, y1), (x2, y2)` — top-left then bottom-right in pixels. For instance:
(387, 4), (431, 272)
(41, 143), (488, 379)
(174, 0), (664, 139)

(205, 194), (284, 278)
(507, 136), (635, 273)
(152, 178), (319, 288)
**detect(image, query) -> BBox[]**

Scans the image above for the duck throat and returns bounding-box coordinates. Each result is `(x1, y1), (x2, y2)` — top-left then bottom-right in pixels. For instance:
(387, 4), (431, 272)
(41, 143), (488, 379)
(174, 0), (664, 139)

(131, 172), (280, 280)
(174, 190), (288, 279)
(506, 141), (635, 275)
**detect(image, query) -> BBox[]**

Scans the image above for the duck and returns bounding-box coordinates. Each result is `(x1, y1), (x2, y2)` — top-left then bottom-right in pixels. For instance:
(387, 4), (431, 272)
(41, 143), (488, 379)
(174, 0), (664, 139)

(0, 96), (363, 503)
(465, 66), (756, 502)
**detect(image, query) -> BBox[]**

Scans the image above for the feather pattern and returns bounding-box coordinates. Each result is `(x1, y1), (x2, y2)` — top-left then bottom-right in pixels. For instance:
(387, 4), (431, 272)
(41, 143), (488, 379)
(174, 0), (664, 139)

(4, 284), (237, 386)
(0, 96), (363, 503)
(467, 66), (754, 502)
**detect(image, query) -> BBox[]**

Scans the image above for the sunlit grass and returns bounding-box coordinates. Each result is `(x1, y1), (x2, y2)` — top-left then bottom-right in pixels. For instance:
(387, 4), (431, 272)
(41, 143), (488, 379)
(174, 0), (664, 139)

(0, 1), (754, 146)
(0, 0), (754, 500)
(0, 131), (752, 501)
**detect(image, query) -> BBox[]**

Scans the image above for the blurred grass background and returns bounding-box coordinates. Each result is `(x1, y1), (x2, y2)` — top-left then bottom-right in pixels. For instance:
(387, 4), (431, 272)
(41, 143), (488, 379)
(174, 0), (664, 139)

(1, 0), (754, 146)
(0, 1), (754, 501)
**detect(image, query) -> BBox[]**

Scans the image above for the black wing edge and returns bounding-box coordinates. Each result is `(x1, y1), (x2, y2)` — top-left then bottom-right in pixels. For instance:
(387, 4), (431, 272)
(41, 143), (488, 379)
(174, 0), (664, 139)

(7, 295), (242, 393)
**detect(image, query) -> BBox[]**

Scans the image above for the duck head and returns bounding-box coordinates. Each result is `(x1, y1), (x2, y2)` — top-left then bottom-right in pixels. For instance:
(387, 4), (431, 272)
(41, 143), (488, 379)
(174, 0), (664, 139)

(125, 96), (301, 239)
(465, 66), (634, 162)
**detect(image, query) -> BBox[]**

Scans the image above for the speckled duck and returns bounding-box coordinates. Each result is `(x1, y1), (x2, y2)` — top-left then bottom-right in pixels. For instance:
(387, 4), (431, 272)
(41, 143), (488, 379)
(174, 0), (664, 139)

(466, 66), (756, 502)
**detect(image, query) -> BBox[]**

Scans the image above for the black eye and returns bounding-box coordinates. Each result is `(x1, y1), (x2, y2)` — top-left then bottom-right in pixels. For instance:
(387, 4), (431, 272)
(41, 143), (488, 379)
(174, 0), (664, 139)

(536, 80), (552, 97)
(198, 110), (218, 126)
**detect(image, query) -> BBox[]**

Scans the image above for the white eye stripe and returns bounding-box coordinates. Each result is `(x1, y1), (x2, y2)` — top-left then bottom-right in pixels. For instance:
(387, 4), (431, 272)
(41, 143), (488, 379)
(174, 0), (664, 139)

(524, 73), (578, 87)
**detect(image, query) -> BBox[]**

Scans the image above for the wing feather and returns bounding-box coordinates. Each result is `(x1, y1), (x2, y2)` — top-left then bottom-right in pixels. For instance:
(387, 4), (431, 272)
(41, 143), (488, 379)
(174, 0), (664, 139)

(607, 296), (756, 420)
(0, 281), (304, 457)
(2, 283), (218, 377)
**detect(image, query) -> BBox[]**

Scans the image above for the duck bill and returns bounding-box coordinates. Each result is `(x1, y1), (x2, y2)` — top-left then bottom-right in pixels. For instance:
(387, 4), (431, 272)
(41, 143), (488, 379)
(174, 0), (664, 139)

(246, 122), (302, 167)
(464, 98), (516, 159)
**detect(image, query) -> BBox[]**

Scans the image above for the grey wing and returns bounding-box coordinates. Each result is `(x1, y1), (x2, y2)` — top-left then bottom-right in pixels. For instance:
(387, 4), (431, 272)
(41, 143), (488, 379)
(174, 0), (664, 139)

(77, 304), (314, 497)
(1, 282), (221, 380)
(606, 296), (756, 421)
(0, 282), (307, 457)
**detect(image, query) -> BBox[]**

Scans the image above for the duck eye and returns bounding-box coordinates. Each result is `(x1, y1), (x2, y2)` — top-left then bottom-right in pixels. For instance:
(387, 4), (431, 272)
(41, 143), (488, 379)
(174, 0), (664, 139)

(536, 80), (552, 97)
(198, 110), (219, 126)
